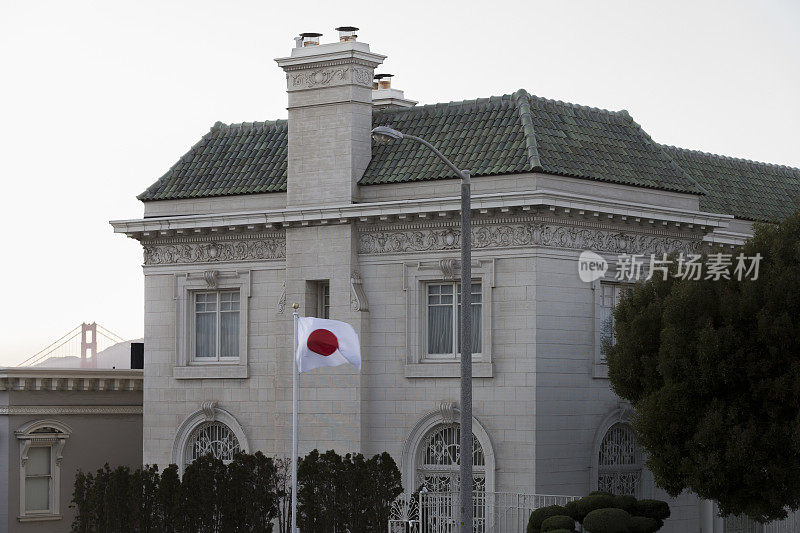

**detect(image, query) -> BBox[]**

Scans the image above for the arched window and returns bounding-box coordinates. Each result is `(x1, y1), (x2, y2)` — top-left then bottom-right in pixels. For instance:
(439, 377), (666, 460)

(15, 420), (72, 519)
(597, 423), (641, 496)
(172, 402), (249, 474)
(185, 421), (242, 465)
(416, 423), (486, 493)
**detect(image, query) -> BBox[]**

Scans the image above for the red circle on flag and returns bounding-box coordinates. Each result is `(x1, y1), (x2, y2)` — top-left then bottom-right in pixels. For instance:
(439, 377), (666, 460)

(307, 329), (339, 356)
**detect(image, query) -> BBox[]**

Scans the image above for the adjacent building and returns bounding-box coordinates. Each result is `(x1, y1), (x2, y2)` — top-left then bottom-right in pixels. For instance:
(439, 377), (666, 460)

(0, 368), (143, 531)
(111, 30), (800, 532)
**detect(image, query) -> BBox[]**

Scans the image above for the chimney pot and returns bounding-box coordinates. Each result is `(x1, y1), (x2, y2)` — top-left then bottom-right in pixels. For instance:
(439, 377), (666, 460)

(374, 73), (393, 90)
(299, 32), (322, 46)
(335, 26), (359, 42)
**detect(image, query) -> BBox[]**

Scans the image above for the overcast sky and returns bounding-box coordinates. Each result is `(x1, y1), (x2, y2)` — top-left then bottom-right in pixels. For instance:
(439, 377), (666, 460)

(1, 0), (798, 366)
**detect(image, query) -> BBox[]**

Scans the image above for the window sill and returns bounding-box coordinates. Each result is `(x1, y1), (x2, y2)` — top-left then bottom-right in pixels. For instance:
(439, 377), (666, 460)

(173, 365), (248, 380)
(404, 362), (493, 379)
(19, 514), (61, 522)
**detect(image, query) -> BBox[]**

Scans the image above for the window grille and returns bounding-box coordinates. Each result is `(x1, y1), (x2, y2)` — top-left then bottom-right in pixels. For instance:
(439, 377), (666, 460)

(598, 423), (641, 496)
(417, 424), (485, 493)
(185, 421), (241, 465)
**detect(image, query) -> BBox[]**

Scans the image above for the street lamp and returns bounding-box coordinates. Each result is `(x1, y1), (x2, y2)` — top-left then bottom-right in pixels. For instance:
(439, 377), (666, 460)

(371, 126), (474, 533)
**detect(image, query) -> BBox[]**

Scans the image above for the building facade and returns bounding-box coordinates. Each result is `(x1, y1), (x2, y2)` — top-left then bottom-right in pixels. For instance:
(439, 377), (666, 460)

(112, 34), (800, 532)
(0, 368), (143, 532)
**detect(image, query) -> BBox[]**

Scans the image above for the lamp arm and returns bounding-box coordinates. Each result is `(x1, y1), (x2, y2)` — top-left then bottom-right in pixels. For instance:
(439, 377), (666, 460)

(403, 134), (470, 183)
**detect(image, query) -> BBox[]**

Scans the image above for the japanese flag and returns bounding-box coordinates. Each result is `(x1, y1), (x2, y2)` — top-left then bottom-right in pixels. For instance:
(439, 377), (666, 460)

(295, 317), (361, 373)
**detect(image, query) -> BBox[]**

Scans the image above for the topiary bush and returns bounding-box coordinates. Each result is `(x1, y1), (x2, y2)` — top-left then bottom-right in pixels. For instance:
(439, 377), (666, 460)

(527, 505), (568, 533)
(564, 495), (616, 523)
(629, 515), (661, 533)
(583, 508), (632, 533)
(612, 494), (638, 514)
(541, 514), (576, 532)
(635, 499), (671, 522)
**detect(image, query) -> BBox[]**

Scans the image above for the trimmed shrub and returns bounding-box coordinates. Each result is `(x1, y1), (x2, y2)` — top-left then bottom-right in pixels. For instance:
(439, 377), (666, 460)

(635, 499), (671, 521)
(612, 495), (639, 514)
(527, 505), (568, 533)
(541, 514), (576, 531)
(564, 495), (616, 523)
(583, 508), (632, 533)
(544, 530), (578, 533)
(589, 491), (613, 497)
(629, 515), (661, 533)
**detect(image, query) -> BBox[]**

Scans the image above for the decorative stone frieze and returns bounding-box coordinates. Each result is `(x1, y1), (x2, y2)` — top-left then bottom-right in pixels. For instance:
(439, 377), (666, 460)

(142, 233), (286, 265)
(289, 66), (373, 89)
(358, 217), (700, 256)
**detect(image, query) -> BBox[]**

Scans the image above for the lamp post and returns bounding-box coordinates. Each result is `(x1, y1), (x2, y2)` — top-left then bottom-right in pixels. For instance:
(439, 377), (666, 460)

(371, 126), (473, 533)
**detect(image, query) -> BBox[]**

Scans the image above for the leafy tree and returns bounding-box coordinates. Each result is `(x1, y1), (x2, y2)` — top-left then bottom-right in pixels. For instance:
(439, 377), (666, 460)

(606, 212), (800, 522)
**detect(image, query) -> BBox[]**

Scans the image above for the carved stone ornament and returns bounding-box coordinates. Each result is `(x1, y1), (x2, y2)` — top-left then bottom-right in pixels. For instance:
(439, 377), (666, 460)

(359, 220), (699, 256)
(439, 258), (459, 279)
(439, 400), (458, 424)
(203, 270), (219, 288)
(350, 271), (369, 312)
(201, 400), (218, 422)
(143, 237), (285, 265)
(277, 281), (286, 314)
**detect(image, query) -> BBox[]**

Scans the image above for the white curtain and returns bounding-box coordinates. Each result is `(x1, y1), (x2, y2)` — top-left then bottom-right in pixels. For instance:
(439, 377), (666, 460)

(428, 305), (453, 354)
(195, 292), (217, 358)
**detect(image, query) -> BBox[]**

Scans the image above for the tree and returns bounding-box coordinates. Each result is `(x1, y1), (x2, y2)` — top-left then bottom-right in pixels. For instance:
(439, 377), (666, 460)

(606, 212), (800, 522)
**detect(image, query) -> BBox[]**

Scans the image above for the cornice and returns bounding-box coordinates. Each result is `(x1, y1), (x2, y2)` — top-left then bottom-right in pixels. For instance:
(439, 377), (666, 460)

(0, 369), (143, 392)
(111, 188), (732, 242)
(0, 405), (142, 415)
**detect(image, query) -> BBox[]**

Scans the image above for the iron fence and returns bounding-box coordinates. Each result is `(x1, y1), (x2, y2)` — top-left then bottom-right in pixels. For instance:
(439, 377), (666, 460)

(389, 491), (579, 533)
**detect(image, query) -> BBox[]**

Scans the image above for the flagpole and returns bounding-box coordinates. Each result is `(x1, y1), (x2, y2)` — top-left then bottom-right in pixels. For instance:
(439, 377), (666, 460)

(291, 304), (299, 533)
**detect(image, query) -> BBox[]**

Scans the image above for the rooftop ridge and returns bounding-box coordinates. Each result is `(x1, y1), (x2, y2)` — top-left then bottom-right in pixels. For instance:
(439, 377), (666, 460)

(511, 89), (543, 171)
(662, 144), (800, 173)
(211, 119), (288, 132)
(622, 116), (708, 196)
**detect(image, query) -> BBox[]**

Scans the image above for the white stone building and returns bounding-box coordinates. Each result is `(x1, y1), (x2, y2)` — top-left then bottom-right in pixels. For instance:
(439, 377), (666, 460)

(111, 31), (800, 532)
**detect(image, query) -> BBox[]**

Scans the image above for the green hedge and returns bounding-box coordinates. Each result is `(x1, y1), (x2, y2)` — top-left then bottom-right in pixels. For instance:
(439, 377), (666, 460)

(583, 508), (632, 533)
(71, 449), (402, 533)
(635, 499), (671, 521)
(564, 494), (616, 523)
(541, 514), (576, 531)
(527, 504), (568, 533)
(629, 516), (662, 533)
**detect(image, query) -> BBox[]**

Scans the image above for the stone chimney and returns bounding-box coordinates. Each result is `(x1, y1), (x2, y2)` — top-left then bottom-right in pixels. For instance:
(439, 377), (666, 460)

(276, 30), (385, 207)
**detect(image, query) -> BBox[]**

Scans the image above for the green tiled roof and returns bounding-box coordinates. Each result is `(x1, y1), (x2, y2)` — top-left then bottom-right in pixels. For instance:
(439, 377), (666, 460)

(364, 90), (702, 195)
(662, 145), (800, 223)
(138, 120), (287, 201)
(137, 90), (799, 223)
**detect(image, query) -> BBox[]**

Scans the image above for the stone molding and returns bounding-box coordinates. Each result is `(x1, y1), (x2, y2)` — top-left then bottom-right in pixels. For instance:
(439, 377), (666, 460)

(0, 405), (142, 415)
(143, 234), (286, 265)
(359, 216), (699, 256)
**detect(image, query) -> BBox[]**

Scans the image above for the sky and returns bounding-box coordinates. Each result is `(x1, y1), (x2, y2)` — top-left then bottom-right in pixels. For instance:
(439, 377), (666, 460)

(0, 0), (798, 366)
